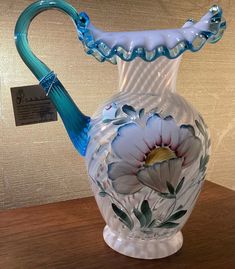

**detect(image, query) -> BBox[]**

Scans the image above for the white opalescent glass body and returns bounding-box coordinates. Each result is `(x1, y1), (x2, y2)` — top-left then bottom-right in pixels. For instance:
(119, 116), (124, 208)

(85, 57), (210, 258)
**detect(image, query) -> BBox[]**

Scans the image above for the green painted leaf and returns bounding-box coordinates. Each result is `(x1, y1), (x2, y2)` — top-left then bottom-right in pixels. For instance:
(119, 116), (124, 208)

(103, 118), (113, 123)
(199, 156), (204, 170)
(166, 181), (175, 195)
(176, 177), (185, 194)
(199, 114), (207, 127)
(113, 118), (129, 125)
(99, 191), (106, 197)
(140, 200), (152, 225)
(139, 108), (145, 118)
(142, 230), (153, 234)
(112, 203), (133, 230)
(97, 181), (105, 192)
(201, 167), (206, 175)
(147, 219), (157, 228)
(158, 222), (179, 228)
(159, 193), (176, 199)
(119, 218), (133, 230)
(122, 105), (136, 117)
(115, 107), (121, 117)
(176, 205), (183, 211)
(208, 139), (211, 147)
(200, 155), (210, 171)
(195, 119), (206, 137)
(133, 208), (146, 228)
(203, 155), (209, 166)
(167, 210), (187, 222)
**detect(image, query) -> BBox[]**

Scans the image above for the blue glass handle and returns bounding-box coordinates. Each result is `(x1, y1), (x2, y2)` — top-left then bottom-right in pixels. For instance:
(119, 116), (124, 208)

(15, 0), (90, 156)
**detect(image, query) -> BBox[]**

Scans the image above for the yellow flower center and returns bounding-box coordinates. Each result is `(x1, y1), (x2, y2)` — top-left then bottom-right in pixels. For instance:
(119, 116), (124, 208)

(145, 147), (176, 166)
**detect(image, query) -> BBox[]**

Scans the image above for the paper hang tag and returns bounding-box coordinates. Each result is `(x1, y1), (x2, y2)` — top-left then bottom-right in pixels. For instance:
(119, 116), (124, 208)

(11, 85), (57, 126)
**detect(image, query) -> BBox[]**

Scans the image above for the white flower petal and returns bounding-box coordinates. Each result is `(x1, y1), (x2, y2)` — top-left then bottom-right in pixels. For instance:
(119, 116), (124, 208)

(137, 165), (163, 192)
(144, 114), (162, 148)
(176, 136), (201, 166)
(182, 137), (202, 166)
(112, 123), (149, 165)
(176, 136), (192, 156)
(108, 162), (138, 180)
(137, 158), (183, 193)
(161, 116), (180, 150)
(160, 161), (171, 187)
(168, 158), (183, 187)
(179, 125), (194, 144)
(112, 175), (142, 194)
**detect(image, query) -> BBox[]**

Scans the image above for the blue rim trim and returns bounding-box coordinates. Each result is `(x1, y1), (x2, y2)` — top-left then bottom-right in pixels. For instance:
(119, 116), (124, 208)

(78, 5), (226, 64)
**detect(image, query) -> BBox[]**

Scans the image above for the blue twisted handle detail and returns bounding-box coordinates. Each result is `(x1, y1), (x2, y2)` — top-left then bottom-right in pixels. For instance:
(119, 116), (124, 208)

(15, 0), (90, 156)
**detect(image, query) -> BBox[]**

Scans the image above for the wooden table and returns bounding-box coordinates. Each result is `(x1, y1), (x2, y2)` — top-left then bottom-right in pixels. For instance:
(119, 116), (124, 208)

(0, 181), (234, 269)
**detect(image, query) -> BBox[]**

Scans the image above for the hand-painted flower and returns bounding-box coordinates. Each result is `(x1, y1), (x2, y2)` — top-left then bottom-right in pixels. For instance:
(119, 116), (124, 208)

(108, 114), (202, 195)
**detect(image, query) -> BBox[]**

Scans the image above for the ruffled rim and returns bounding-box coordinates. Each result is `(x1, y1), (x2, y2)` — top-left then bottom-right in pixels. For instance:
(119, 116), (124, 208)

(76, 5), (226, 64)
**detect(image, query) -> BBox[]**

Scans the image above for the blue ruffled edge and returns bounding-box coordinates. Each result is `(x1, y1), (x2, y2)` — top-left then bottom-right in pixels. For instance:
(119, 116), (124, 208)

(76, 5), (226, 64)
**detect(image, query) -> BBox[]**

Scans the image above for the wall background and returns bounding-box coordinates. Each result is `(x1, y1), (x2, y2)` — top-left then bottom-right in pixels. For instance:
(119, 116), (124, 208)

(0, 0), (234, 209)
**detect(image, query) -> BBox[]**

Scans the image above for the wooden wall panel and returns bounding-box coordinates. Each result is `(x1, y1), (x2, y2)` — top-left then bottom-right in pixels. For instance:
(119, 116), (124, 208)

(0, 0), (234, 209)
